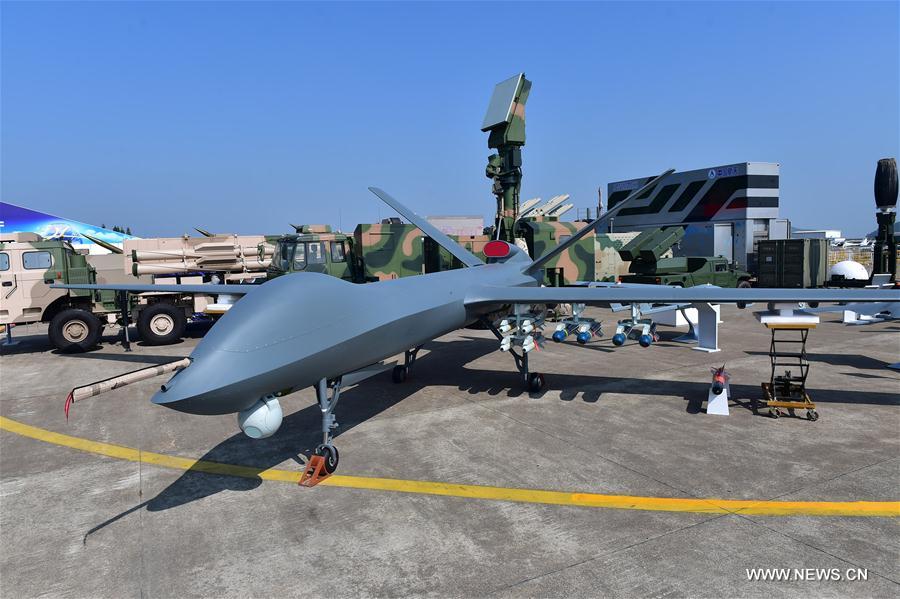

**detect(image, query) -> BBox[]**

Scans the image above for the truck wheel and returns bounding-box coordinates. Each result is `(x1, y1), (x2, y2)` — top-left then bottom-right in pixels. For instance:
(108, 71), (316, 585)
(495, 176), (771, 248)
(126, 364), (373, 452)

(737, 280), (752, 289)
(137, 303), (186, 345)
(49, 309), (102, 352)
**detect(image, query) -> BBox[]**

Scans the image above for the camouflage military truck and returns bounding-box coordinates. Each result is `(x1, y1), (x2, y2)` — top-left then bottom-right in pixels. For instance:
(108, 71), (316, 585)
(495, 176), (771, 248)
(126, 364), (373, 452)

(266, 225), (358, 281)
(621, 256), (753, 288)
(618, 227), (753, 288)
(516, 220), (594, 285)
(596, 231), (642, 280)
(1, 234), (115, 352)
(263, 221), (439, 283)
(513, 219), (633, 285)
(127, 234), (273, 281)
(268, 222), (492, 282)
(424, 234), (491, 273)
(353, 222), (425, 281)
(0, 233), (265, 352)
(265, 222), (432, 282)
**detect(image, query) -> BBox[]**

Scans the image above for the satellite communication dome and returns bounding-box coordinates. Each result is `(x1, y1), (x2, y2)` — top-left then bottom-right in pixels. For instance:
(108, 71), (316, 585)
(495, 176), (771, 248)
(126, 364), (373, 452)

(829, 260), (869, 281)
(874, 158), (898, 210)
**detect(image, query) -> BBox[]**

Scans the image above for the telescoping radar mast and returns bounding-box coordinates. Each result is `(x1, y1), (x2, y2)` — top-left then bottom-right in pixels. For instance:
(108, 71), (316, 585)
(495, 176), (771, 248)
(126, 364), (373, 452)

(483, 73), (532, 243)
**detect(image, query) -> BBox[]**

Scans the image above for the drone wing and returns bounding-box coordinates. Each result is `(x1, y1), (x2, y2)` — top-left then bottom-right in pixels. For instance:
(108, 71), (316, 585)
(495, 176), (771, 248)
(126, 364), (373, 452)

(51, 283), (258, 295)
(464, 284), (899, 309)
(368, 187), (483, 268)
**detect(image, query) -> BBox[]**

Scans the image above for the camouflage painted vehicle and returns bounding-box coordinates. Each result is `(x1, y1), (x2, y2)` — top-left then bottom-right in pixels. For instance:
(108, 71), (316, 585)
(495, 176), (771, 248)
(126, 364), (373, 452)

(0, 234), (117, 346)
(126, 234), (273, 280)
(266, 222), (428, 282)
(516, 220), (593, 285)
(425, 234), (491, 273)
(514, 220), (633, 285)
(266, 225), (357, 281)
(0, 233), (210, 351)
(620, 256), (753, 288)
(353, 223), (424, 281)
(595, 231), (642, 281)
(617, 227), (752, 288)
(267, 215), (630, 287)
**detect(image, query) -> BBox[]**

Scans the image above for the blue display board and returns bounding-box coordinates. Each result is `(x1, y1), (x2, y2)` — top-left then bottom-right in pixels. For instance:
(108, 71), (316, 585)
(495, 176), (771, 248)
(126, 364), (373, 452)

(0, 202), (134, 251)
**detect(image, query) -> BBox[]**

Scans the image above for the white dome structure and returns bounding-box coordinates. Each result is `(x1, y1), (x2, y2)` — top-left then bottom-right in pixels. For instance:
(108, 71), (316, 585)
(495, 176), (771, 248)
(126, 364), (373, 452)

(829, 260), (869, 281)
(237, 395), (283, 439)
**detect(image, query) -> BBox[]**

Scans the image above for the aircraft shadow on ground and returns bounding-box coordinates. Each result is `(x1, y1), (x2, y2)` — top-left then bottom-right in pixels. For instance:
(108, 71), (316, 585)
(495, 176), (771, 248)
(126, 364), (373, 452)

(455, 366), (900, 409)
(141, 336), (499, 512)
(84, 335), (899, 539)
(744, 350), (897, 371)
(144, 334), (709, 511)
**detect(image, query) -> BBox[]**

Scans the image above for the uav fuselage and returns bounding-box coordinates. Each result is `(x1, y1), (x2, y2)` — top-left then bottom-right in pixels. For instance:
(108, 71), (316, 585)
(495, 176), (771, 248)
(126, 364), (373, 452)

(153, 256), (537, 415)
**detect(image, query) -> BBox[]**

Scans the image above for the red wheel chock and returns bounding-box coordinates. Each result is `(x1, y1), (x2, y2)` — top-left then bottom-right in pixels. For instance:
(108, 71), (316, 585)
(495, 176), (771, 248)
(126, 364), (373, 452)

(298, 455), (331, 487)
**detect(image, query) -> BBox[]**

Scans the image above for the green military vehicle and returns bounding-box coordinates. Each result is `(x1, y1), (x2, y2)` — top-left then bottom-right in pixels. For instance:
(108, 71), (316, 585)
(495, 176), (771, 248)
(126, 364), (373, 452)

(0, 232), (249, 352)
(267, 222), (478, 282)
(516, 219), (595, 285)
(618, 227), (753, 288)
(0, 233), (121, 351)
(265, 223), (426, 282)
(353, 222), (426, 280)
(513, 201), (636, 286)
(266, 225), (358, 281)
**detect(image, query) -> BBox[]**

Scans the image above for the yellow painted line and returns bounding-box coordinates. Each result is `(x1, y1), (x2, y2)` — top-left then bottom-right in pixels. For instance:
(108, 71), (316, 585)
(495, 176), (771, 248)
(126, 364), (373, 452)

(2, 415), (898, 518)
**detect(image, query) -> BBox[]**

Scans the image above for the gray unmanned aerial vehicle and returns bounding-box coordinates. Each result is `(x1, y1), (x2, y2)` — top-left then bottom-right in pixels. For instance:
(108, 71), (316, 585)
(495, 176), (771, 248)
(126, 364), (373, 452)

(58, 178), (899, 474)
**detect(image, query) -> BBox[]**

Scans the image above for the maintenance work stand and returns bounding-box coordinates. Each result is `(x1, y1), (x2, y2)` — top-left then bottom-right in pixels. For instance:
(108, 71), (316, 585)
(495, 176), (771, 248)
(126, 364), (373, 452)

(754, 305), (820, 420)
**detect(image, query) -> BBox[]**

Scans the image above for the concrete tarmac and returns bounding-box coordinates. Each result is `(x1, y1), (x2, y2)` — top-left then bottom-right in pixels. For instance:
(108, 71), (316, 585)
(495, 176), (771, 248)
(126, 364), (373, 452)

(1, 307), (898, 597)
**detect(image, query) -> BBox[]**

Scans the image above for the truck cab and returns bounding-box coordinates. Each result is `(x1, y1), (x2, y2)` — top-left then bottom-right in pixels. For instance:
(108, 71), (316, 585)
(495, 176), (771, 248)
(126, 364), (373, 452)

(1, 232), (219, 352)
(0, 233), (101, 326)
(266, 226), (355, 281)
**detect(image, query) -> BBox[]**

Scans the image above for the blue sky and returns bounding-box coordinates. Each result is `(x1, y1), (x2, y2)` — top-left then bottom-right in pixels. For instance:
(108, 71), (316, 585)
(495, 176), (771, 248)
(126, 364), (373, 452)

(2, 1), (898, 237)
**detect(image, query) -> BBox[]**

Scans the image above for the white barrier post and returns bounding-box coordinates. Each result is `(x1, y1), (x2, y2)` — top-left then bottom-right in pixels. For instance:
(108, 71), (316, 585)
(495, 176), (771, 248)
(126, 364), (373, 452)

(692, 303), (721, 352)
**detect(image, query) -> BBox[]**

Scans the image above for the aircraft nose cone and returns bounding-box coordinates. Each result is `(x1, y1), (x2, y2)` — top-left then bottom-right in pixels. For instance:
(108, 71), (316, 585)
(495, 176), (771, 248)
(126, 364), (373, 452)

(150, 357), (214, 413)
(150, 352), (255, 415)
(151, 274), (348, 414)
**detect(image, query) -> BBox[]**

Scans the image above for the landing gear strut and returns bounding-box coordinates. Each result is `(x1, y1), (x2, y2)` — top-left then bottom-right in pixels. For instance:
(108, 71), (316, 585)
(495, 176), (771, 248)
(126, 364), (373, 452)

(392, 345), (421, 383)
(313, 377), (342, 474)
(483, 316), (545, 392)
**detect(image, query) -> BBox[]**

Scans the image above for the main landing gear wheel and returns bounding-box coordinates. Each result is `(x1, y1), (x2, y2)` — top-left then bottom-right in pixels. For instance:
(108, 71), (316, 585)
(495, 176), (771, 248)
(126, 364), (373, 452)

(480, 314), (545, 395)
(392, 346), (421, 383)
(314, 444), (339, 474)
(392, 365), (408, 383)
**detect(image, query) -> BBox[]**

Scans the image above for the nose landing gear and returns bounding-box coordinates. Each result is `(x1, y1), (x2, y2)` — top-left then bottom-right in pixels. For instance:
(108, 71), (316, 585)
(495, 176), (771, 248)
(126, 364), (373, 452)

(300, 376), (344, 486)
